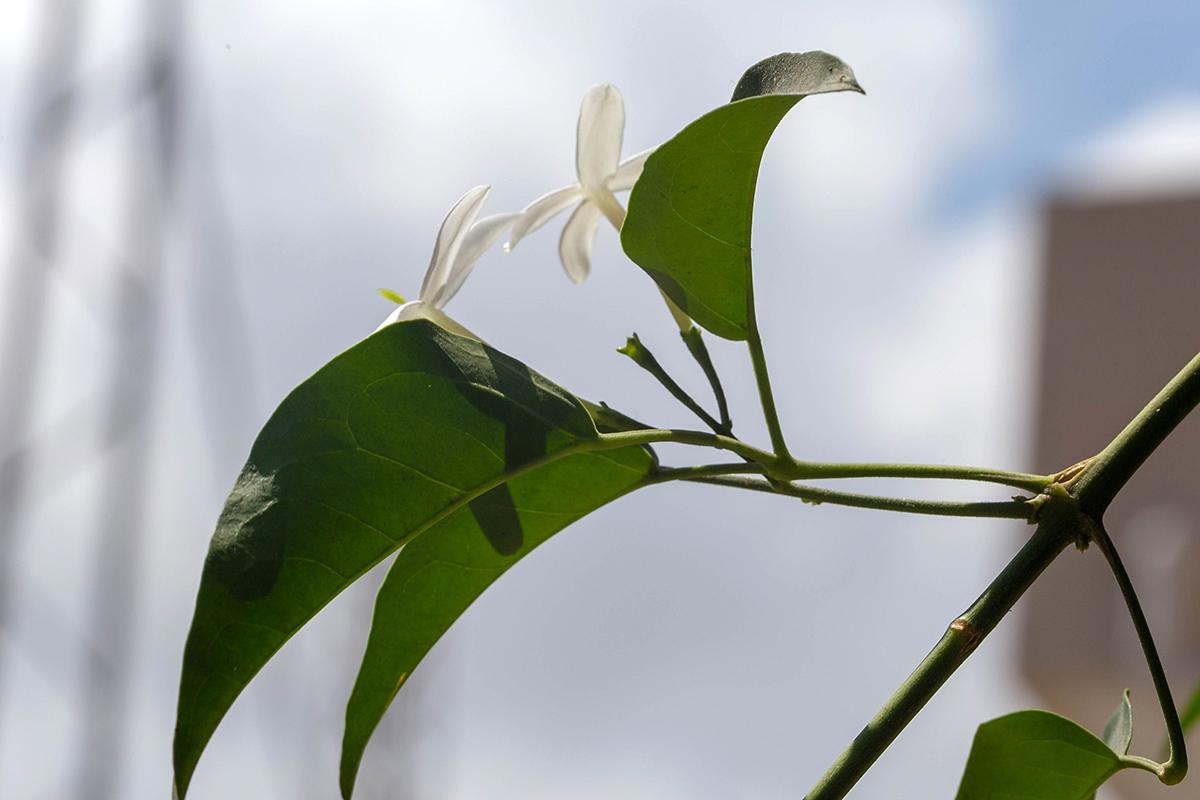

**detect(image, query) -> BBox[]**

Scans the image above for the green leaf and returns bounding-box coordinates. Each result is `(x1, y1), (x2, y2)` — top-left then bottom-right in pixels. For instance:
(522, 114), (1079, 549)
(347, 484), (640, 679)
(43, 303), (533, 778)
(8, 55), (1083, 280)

(1178, 675), (1200, 736)
(620, 51), (862, 341)
(173, 319), (655, 798)
(955, 710), (1129, 799)
(1102, 689), (1133, 756)
(339, 443), (649, 798)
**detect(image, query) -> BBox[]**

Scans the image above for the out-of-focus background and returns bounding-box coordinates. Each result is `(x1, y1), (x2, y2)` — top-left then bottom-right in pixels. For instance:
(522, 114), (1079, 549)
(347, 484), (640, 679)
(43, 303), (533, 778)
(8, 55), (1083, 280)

(2, 1), (1200, 799)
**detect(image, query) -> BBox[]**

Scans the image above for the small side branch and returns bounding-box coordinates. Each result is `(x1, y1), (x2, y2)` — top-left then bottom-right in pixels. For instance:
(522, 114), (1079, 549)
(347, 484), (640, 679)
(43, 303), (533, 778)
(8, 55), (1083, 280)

(743, 245), (789, 458)
(1092, 521), (1188, 784)
(680, 327), (732, 433)
(776, 460), (1053, 494)
(689, 475), (1035, 520)
(618, 333), (729, 437)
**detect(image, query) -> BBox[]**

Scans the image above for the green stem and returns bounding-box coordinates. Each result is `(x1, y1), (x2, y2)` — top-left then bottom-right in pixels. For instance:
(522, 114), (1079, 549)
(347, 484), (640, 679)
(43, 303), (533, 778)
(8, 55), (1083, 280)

(744, 248), (789, 458)
(801, 350), (1200, 797)
(596, 428), (775, 464)
(779, 461), (1052, 494)
(1092, 521), (1188, 784)
(597, 430), (1053, 493)
(681, 327), (732, 433)
(1073, 348), (1200, 516)
(648, 463), (765, 483)
(804, 489), (1079, 800)
(618, 333), (727, 436)
(690, 475), (1034, 520)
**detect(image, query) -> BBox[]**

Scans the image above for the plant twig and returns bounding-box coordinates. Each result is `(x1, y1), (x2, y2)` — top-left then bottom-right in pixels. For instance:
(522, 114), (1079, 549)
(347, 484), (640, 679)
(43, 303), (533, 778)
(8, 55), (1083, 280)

(680, 327), (732, 433)
(1091, 520), (1188, 783)
(776, 461), (1053, 493)
(1074, 348), (1200, 516)
(646, 463), (765, 483)
(688, 474), (1034, 520)
(596, 428), (776, 464)
(802, 347), (1200, 797)
(803, 486), (1080, 800)
(618, 333), (728, 436)
(598, 429), (1054, 493)
(744, 246), (790, 458)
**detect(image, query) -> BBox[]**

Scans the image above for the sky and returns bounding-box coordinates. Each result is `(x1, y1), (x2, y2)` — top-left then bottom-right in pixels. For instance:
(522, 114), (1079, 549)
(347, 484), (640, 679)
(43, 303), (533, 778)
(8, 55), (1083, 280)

(1, 1), (1200, 799)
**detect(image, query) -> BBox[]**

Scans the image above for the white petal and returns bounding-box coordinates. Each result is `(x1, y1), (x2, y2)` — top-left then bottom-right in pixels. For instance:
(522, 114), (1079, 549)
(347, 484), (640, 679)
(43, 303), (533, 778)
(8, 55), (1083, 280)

(558, 200), (604, 283)
(606, 147), (654, 192)
(436, 212), (518, 307)
(420, 185), (489, 303)
(576, 85), (624, 189)
(505, 184), (585, 252)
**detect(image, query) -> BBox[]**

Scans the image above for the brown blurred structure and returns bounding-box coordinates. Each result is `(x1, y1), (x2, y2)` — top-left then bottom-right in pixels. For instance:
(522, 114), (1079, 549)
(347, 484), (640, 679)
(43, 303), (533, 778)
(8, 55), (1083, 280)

(1023, 192), (1200, 799)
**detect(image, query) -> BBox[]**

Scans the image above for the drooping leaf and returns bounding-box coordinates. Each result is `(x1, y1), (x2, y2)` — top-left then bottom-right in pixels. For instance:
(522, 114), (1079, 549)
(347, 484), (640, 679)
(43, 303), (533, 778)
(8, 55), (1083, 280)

(620, 51), (862, 341)
(955, 709), (1130, 800)
(1102, 689), (1133, 756)
(339, 443), (650, 797)
(173, 319), (655, 798)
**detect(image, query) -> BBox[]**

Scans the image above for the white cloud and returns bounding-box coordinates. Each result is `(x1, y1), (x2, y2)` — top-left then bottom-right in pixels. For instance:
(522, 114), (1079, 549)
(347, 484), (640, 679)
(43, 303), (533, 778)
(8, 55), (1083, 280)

(1060, 95), (1200, 199)
(3, 1), (1132, 799)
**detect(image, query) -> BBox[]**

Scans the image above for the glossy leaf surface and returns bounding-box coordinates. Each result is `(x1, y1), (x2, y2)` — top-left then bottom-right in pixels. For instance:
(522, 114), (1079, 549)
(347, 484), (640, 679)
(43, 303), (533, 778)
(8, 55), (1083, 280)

(955, 709), (1130, 799)
(621, 51), (861, 340)
(339, 442), (650, 797)
(173, 319), (654, 798)
(620, 94), (799, 340)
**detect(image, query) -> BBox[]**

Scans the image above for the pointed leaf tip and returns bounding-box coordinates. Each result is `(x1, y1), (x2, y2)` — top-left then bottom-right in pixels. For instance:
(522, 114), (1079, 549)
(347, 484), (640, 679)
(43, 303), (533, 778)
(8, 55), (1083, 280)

(1101, 689), (1133, 756)
(622, 50), (864, 341)
(176, 320), (650, 795)
(731, 51), (864, 102)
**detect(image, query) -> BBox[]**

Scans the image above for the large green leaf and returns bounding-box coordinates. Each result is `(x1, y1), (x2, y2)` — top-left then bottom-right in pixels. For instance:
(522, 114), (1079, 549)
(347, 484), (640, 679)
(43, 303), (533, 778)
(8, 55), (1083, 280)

(339, 443), (649, 797)
(620, 51), (862, 341)
(173, 319), (655, 798)
(955, 709), (1130, 799)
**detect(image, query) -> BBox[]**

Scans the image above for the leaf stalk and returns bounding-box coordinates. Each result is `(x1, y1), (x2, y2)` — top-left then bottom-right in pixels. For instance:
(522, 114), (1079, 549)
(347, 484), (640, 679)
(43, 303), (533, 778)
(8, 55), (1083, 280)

(1092, 521), (1188, 784)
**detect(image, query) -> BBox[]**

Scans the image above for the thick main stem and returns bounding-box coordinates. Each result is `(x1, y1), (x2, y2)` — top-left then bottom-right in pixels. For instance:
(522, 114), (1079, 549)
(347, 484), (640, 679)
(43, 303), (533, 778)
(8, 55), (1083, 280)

(1074, 348), (1200, 515)
(804, 502), (1076, 800)
(804, 347), (1200, 797)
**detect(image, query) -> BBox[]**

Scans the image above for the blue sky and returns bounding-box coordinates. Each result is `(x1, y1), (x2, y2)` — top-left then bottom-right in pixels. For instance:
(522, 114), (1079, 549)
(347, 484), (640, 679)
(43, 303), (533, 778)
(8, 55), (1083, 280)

(937, 1), (1200, 219)
(1, 2), (1199, 799)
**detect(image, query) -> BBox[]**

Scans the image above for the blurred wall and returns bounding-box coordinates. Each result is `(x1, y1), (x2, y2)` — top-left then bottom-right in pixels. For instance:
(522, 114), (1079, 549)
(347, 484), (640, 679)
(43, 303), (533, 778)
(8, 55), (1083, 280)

(1023, 192), (1200, 800)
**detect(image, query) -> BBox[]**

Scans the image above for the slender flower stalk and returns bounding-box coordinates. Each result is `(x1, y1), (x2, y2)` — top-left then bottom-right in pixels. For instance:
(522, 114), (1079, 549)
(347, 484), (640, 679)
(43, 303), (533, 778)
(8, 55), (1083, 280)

(376, 185), (516, 340)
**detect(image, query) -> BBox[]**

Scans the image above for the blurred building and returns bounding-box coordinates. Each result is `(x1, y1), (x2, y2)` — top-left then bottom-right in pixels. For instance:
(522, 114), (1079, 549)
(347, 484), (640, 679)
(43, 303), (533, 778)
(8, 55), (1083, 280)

(1023, 192), (1200, 799)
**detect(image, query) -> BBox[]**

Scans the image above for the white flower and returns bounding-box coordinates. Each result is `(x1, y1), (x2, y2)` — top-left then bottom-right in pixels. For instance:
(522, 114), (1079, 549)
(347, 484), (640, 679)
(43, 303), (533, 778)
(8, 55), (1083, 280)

(505, 84), (652, 284)
(376, 185), (516, 340)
